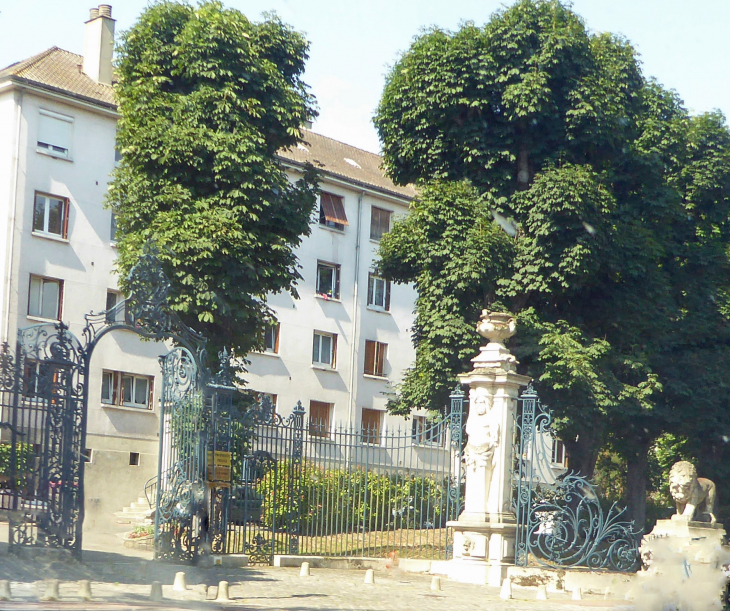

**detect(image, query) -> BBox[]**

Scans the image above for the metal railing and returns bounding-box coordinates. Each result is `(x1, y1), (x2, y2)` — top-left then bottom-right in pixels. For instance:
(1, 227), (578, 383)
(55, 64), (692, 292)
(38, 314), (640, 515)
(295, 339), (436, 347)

(227, 390), (466, 564)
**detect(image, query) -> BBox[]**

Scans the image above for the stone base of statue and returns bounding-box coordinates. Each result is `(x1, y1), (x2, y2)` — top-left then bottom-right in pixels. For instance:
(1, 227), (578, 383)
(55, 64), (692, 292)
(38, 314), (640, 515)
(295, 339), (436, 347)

(647, 515), (726, 542)
(439, 517), (516, 587)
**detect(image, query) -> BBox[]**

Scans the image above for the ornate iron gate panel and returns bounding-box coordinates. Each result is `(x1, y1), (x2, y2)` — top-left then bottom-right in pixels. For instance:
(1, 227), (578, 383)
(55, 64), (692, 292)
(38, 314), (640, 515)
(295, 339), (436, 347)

(0, 323), (87, 557)
(512, 385), (639, 571)
(228, 388), (466, 565)
(153, 348), (237, 562)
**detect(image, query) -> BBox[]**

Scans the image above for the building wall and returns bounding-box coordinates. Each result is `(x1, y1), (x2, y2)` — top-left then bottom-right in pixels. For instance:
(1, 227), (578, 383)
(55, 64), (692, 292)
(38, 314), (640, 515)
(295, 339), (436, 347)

(245, 172), (418, 432)
(0, 87), (165, 531)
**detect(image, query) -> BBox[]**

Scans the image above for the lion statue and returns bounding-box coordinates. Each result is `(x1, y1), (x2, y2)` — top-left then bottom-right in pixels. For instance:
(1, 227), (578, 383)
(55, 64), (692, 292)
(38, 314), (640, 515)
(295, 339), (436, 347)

(668, 461), (716, 524)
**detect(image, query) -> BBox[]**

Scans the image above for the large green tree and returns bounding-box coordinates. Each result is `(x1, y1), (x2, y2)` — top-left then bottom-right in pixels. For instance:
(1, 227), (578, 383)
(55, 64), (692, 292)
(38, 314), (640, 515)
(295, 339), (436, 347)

(108, 1), (318, 358)
(374, 0), (730, 528)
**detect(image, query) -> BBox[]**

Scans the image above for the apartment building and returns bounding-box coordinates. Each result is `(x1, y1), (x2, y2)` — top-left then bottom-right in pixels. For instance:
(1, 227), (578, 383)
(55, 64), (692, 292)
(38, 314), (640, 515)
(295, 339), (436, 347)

(0, 5), (426, 530)
(250, 134), (418, 436)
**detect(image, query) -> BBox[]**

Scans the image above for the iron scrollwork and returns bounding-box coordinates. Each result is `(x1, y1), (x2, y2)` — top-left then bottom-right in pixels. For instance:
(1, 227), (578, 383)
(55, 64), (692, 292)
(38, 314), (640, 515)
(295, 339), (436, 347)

(512, 384), (640, 571)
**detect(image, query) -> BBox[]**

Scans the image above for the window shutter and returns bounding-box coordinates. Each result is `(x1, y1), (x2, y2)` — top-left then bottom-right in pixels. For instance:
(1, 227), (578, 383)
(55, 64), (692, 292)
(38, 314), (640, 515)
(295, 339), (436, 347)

(62, 199), (70, 238)
(364, 340), (375, 375)
(385, 281), (391, 311)
(331, 334), (337, 367)
(335, 266), (341, 299)
(274, 324), (280, 353)
(38, 111), (73, 154)
(148, 377), (155, 410)
(320, 193), (349, 225)
(375, 342), (386, 376)
(112, 372), (120, 405)
(367, 274), (374, 305)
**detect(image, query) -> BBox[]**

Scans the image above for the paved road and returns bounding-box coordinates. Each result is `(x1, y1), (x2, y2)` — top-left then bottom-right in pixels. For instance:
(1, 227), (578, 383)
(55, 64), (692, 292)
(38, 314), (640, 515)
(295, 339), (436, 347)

(0, 522), (636, 610)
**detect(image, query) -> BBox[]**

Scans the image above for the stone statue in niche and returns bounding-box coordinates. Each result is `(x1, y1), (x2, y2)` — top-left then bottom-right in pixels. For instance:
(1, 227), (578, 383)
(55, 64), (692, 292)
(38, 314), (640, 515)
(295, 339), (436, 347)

(669, 461), (717, 524)
(464, 387), (500, 499)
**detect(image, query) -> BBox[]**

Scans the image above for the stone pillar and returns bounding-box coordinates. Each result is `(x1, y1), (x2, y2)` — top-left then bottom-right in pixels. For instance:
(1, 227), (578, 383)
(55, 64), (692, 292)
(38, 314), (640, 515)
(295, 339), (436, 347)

(443, 311), (530, 587)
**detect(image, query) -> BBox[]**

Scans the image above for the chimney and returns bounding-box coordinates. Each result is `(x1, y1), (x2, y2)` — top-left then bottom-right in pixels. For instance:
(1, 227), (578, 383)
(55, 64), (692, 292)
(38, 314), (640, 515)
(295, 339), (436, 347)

(83, 5), (115, 85)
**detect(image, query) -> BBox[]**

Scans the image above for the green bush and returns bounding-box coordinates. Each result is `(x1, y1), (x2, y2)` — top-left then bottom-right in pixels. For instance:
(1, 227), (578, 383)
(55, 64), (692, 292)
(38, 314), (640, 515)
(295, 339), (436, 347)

(255, 460), (451, 534)
(0, 443), (32, 477)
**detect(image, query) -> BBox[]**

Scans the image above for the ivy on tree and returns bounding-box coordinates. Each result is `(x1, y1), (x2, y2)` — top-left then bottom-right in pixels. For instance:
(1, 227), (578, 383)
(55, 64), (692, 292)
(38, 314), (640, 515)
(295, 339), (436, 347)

(374, 0), (730, 528)
(108, 1), (318, 359)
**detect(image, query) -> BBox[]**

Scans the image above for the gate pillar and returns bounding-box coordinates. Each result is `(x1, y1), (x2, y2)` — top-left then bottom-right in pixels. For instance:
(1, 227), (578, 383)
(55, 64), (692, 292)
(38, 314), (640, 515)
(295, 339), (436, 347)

(444, 311), (529, 587)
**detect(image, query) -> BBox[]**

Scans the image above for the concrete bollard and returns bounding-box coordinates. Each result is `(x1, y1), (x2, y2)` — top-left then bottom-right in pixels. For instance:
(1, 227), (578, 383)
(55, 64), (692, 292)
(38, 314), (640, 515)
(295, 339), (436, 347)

(78, 580), (93, 601)
(299, 562), (311, 577)
(430, 576), (441, 592)
(536, 584), (548, 600)
(173, 571), (187, 592)
(364, 569), (375, 585)
(0, 580), (10, 601)
(150, 581), (163, 601)
(499, 578), (512, 600)
(41, 579), (60, 602)
(572, 586), (583, 600)
(216, 581), (230, 602)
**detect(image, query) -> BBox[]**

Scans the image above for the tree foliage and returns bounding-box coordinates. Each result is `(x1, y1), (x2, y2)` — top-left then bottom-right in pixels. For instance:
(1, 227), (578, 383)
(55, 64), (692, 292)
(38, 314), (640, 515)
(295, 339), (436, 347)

(375, 0), (730, 526)
(108, 1), (319, 358)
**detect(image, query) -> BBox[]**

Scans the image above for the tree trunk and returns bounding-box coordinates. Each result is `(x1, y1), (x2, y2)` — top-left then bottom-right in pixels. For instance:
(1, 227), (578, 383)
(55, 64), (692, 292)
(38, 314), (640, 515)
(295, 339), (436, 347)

(563, 428), (601, 479)
(626, 440), (652, 532)
(517, 143), (530, 190)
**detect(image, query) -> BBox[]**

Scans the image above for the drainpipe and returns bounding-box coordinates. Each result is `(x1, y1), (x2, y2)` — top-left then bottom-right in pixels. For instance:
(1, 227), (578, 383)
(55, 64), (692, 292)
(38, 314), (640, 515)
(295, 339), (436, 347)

(4, 89), (23, 342)
(346, 190), (365, 434)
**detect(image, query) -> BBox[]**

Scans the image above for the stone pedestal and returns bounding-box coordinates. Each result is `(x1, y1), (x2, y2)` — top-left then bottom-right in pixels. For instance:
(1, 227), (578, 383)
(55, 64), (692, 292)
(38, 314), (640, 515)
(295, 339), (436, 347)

(443, 311), (530, 587)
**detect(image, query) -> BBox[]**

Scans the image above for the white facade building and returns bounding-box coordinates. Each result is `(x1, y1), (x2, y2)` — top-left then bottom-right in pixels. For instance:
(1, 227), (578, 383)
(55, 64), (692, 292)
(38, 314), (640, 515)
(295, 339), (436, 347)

(0, 5), (424, 530)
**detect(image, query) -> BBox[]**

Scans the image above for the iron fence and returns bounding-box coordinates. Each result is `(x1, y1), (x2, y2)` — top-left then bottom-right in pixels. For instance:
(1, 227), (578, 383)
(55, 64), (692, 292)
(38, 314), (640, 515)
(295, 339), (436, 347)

(229, 389), (466, 564)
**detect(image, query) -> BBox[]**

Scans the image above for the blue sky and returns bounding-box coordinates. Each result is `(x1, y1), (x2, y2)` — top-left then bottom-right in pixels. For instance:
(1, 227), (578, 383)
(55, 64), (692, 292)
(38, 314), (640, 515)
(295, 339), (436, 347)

(2, 0), (728, 153)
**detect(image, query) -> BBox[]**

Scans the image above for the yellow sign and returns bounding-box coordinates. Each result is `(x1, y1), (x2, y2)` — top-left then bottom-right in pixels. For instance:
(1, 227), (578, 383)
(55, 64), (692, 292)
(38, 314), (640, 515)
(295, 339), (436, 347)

(207, 465), (231, 482)
(207, 451), (232, 467)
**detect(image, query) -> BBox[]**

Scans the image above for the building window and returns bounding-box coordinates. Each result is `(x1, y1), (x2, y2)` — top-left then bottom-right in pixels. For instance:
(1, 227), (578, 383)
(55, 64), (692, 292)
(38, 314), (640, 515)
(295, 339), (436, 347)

(319, 192), (348, 230)
(551, 439), (567, 467)
(81, 449), (93, 464)
(32, 193), (69, 238)
(364, 340), (387, 377)
(367, 274), (390, 311)
(256, 392), (278, 413)
(264, 324), (280, 354)
(412, 416), (444, 446)
(28, 275), (62, 320)
(129, 452), (140, 466)
(361, 408), (383, 445)
(110, 213), (118, 243)
(309, 400), (333, 438)
(101, 370), (154, 409)
(105, 291), (133, 325)
(316, 262), (341, 299)
(370, 206), (391, 241)
(312, 331), (336, 368)
(37, 109), (73, 159)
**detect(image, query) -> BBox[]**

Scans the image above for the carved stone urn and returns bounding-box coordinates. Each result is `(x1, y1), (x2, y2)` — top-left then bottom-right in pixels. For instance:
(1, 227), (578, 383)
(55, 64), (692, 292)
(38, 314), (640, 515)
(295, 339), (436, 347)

(471, 311), (518, 372)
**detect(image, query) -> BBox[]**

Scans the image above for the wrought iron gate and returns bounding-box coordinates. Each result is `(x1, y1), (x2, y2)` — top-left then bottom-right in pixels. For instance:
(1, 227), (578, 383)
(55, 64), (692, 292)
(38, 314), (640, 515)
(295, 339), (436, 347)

(512, 384), (639, 571)
(226, 387), (466, 565)
(0, 324), (87, 557)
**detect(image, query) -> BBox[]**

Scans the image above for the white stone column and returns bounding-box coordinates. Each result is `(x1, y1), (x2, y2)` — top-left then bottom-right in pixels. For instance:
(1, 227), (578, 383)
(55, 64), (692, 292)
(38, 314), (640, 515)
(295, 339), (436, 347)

(438, 311), (530, 587)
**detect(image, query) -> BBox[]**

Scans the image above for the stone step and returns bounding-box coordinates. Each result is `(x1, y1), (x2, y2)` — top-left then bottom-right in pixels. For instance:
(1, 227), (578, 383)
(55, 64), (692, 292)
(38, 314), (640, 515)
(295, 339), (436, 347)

(122, 506), (152, 515)
(130, 501), (151, 510)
